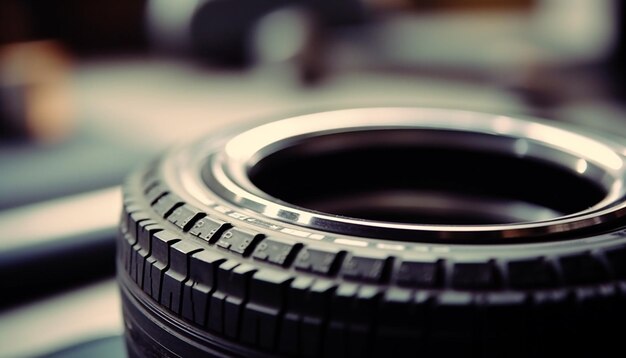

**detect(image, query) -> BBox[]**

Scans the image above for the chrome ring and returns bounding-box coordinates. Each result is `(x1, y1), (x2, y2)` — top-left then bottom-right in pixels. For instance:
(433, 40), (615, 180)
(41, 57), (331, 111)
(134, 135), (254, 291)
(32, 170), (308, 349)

(173, 108), (626, 242)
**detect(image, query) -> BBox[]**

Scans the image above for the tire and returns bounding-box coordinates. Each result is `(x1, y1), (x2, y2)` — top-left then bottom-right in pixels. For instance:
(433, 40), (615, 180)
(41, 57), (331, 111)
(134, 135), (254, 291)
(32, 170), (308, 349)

(117, 108), (626, 357)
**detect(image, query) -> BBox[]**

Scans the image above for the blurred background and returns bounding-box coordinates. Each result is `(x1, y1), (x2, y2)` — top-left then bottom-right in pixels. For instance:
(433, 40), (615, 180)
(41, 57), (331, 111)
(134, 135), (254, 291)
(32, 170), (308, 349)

(0, 0), (625, 356)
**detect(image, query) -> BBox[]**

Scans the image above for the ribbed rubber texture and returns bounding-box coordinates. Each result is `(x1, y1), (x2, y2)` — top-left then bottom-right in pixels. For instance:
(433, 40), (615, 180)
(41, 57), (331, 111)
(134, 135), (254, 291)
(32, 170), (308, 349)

(118, 161), (626, 357)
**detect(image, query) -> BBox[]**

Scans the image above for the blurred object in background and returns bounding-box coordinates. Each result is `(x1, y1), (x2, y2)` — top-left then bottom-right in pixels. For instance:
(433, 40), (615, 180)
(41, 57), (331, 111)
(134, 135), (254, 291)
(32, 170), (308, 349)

(146, 0), (198, 54)
(0, 0), (623, 235)
(609, 0), (626, 100)
(147, 0), (367, 81)
(0, 187), (119, 308)
(0, 0), (624, 222)
(145, 0), (626, 108)
(0, 0), (147, 55)
(0, 0), (622, 99)
(0, 41), (74, 143)
(0, 0), (147, 210)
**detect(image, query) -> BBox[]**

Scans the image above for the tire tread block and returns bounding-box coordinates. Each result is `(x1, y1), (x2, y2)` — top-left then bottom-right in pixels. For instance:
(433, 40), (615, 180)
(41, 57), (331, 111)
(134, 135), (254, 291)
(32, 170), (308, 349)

(294, 248), (344, 276)
(167, 204), (205, 232)
(189, 216), (231, 243)
(152, 194), (183, 218)
(216, 228), (263, 256)
(149, 230), (180, 300)
(397, 260), (442, 288)
(161, 241), (204, 313)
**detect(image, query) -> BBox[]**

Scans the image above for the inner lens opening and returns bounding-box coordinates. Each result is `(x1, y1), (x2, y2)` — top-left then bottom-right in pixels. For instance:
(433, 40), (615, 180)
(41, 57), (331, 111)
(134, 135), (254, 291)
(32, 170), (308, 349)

(247, 129), (608, 225)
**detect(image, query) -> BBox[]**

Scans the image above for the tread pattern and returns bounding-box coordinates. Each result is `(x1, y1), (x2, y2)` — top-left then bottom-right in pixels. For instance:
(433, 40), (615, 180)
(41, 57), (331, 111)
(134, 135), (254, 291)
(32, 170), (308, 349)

(118, 163), (626, 357)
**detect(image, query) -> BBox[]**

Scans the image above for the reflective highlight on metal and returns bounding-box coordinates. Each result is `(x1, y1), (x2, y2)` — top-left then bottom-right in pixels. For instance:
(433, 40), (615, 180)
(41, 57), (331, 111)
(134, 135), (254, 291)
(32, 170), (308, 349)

(169, 108), (626, 243)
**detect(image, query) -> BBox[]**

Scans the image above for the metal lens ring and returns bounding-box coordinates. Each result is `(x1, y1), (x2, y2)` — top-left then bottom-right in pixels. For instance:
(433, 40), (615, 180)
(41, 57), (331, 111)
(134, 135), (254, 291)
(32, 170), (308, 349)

(173, 108), (626, 244)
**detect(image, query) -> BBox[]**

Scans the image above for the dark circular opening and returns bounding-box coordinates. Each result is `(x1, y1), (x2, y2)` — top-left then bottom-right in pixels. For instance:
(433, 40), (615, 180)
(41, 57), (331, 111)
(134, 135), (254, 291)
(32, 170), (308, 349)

(247, 129), (608, 225)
